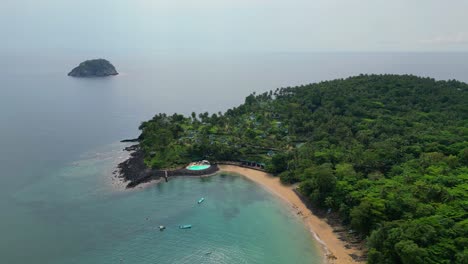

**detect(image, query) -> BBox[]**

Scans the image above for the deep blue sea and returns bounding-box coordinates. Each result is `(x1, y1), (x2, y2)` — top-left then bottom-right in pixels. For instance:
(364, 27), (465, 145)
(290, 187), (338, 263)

(1, 52), (468, 263)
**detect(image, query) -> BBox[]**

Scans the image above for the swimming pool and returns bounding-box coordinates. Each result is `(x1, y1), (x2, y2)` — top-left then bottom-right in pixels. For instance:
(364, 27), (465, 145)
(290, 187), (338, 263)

(186, 164), (211, 170)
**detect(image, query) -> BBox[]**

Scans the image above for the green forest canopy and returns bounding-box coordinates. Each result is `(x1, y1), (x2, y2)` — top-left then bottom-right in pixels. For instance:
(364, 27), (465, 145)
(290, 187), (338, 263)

(137, 74), (468, 264)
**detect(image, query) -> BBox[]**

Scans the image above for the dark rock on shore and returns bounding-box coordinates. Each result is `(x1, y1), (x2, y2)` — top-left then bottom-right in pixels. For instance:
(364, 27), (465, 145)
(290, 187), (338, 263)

(68, 59), (118, 77)
(120, 138), (139, 143)
(118, 148), (160, 188)
(123, 144), (139, 152)
(117, 143), (219, 188)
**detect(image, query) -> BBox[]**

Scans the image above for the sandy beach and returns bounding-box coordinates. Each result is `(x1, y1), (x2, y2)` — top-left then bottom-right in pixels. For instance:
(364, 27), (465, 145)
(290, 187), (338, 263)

(219, 165), (364, 264)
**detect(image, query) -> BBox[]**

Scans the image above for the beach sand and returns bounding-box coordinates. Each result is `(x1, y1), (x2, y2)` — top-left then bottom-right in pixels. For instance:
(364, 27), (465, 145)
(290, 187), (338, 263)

(219, 165), (364, 264)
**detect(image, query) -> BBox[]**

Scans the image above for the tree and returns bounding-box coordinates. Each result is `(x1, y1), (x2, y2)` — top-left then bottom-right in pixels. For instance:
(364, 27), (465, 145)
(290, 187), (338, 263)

(394, 240), (428, 264)
(350, 197), (386, 234)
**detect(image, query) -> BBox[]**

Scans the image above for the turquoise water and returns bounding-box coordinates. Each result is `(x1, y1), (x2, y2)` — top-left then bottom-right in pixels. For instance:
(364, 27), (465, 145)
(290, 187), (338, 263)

(7, 143), (322, 264)
(188, 164), (211, 170)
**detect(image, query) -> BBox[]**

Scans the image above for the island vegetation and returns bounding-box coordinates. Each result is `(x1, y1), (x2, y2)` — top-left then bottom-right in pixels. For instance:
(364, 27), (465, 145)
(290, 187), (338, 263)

(68, 59), (118, 77)
(131, 75), (467, 264)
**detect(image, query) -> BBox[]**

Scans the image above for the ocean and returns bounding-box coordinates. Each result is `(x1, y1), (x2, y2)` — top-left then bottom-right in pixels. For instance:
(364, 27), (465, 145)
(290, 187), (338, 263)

(1, 52), (468, 263)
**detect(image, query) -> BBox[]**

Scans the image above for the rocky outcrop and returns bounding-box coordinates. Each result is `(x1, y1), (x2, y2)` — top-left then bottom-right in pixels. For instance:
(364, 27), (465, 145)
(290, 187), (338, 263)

(120, 138), (139, 143)
(68, 59), (118, 77)
(117, 145), (219, 188)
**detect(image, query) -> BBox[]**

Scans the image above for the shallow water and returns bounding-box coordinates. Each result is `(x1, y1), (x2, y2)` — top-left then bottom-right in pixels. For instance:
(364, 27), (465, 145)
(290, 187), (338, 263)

(7, 143), (322, 264)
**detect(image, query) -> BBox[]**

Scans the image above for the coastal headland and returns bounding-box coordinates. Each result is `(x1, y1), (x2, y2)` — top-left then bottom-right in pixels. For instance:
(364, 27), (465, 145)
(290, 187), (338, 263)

(117, 145), (220, 188)
(117, 146), (365, 264)
(116, 76), (467, 264)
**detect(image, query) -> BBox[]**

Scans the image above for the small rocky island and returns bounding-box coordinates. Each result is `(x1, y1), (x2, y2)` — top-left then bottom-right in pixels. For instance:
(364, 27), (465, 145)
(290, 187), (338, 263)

(68, 59), (118, 77)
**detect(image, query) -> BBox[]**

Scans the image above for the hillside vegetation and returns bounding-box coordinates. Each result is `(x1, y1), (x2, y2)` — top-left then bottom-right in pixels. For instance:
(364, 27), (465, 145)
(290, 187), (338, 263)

(137, 75), (468, 263)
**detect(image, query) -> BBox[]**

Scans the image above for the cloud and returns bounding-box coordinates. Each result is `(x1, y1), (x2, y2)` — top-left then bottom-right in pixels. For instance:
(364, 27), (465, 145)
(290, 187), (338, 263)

(420, 32), (468, 45)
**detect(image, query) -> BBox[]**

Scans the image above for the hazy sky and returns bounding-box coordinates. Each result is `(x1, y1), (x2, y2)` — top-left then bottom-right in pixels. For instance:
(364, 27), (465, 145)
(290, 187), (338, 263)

(2, 0), (468, 54)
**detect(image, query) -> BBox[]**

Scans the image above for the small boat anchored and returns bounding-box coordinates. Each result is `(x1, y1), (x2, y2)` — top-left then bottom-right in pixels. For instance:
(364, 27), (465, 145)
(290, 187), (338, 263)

(179, 224), (192, 229)
(198, 197), (205, 204)
(159, 225), (166, 231)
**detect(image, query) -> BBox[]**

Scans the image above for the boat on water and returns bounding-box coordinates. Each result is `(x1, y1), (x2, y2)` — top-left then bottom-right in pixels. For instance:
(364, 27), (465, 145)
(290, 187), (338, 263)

(198, 197), (205, 204)
(179, 225), (192, 229)
(159, 225), (166, 231)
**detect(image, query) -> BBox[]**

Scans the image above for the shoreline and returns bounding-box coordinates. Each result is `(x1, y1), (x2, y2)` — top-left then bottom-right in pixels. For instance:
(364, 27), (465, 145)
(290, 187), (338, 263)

(116, 147), (364, 263)
(218, 165), (364, 264)
(117, 147), (220, 188)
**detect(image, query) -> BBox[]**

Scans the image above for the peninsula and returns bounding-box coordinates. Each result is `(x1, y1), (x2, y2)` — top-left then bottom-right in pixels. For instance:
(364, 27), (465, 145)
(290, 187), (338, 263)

(68, 59), (118, 77)
(119, 75), (468, 264)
